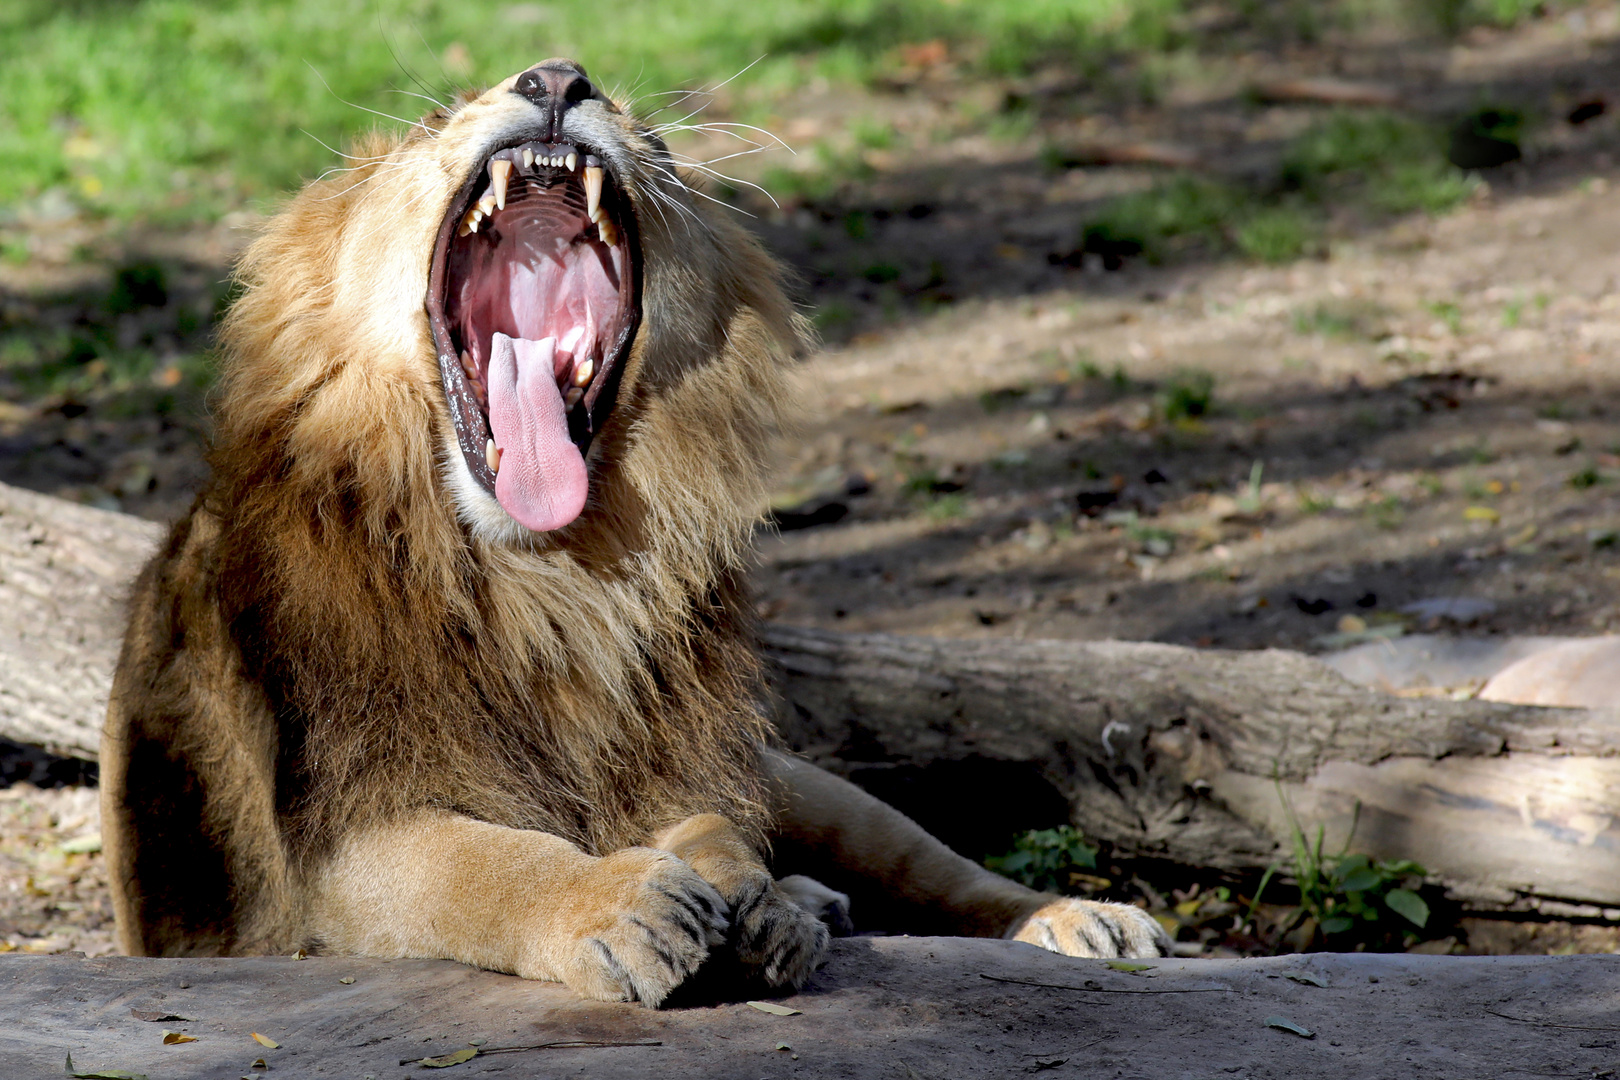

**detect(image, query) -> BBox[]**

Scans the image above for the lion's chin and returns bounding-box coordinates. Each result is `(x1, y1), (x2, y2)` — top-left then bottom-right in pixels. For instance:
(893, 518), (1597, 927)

(426, 139), (640, 533)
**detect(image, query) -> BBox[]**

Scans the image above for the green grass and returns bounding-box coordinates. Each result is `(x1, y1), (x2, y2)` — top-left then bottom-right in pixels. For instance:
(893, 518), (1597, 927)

(1079, 110), (1476, 266)
(1251, 786), (1433, 949)
(0, 0), (1192, 222)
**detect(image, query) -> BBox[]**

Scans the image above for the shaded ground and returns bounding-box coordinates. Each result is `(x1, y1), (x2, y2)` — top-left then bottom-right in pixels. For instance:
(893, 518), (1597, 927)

(6, 5), (1620, 959)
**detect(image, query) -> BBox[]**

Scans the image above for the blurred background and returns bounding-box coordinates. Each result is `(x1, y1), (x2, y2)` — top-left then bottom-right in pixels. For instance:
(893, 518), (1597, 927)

(5, 0), (1620, 958)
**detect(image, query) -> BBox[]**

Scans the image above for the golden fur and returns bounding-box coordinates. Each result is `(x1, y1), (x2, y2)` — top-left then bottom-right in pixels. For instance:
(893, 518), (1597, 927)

(102, 60), (1167, 1005)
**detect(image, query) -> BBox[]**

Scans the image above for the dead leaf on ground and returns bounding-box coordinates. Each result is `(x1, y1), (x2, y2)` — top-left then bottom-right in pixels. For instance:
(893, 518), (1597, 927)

(1105, 961), (1154, 973)
(1283, 972), (1329, 987)
(746, 1000), (802, 1016)
(64, 1052), (148, 1080)
(338, 977), (355, 984)
(250, 1033), (279, 1049)
(1265, 1016), (1316, 1038)
(160, 1030), (197, 1044)
(419, 1046), (479, 1068)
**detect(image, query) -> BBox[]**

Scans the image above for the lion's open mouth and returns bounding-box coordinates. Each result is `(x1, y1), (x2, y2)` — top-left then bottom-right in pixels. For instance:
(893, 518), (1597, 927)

(427, 140), (640, 532)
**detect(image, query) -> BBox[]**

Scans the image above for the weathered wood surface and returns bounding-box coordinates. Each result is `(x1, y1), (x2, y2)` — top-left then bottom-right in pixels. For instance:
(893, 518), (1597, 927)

(0, 482), (162, 760)
(5, 940), (1618, 1080)
(8, 478), (1620, 910)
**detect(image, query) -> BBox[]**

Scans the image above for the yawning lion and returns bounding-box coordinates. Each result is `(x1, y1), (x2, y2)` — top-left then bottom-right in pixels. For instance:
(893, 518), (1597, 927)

(101, 58), (1168, 1006)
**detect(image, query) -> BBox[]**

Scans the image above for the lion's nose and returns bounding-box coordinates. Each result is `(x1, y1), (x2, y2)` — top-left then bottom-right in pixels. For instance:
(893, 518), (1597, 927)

(513, 59), (594, 143)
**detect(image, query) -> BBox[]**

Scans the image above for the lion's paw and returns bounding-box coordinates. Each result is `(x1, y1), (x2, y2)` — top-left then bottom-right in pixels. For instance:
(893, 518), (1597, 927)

(1008, 897), (1170, 959)
(775, 873), (854, 937)
(725, 873), (830, 989)
(554, 849), (729, 1006)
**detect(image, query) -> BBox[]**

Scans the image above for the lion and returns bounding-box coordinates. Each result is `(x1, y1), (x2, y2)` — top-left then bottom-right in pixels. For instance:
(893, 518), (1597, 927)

(100, 58), (1169, 1006)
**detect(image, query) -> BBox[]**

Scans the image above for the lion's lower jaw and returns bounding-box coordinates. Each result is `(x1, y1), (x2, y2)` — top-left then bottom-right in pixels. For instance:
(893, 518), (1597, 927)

(441, 446), (551, 545)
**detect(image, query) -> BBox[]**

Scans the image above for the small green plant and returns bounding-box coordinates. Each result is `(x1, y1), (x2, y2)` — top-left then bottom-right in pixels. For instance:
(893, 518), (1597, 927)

(1080, 175), (1241, 264)
(1237, 460), (1265, 514)
(1296, 487), (1334, 515)
(1291, 299), (1387, 340)
(1502, 296), (1524, 328)
(1235, 206), (1314, 263)
(924, 492), (969, 521)
(1252, 788), (1431, 946)
(986, 826), (1097, 893)
(1366, 494), (1405, 530)
(1156, 368), (1215, 422)
(1283, 111), (1475, 215)
(1128, 520), (1176, 557)
(1426, 299), (1463, 336)
(1569, 465), (1605, 490)
(1421, 0), (1548, 33)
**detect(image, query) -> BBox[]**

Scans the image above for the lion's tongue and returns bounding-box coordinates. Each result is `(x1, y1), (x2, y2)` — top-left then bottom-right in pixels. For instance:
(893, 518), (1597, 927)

(486, 331), (587, 532)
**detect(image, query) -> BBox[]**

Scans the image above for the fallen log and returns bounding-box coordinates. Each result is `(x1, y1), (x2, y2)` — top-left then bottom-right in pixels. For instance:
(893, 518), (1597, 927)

(762, 625), (1620, 912)
(6, 479), (1620, 912)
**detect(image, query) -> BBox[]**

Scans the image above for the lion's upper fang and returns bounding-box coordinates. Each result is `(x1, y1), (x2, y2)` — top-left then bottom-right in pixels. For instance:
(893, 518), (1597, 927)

(457, 143), (617, 250)
(429, 135), (639, 530)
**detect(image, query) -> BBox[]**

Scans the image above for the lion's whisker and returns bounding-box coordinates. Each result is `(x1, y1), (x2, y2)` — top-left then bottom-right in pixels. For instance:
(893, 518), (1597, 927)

(305, 61), (437, 137)
(640, 176), (708, 237)
(664, 160), (778, 210)
(385, 88), (452, 112)
(658, 122), (792, 155)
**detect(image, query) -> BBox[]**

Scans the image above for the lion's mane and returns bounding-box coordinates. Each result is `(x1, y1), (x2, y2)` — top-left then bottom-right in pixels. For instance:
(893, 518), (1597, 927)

(106, 95), (810, 954)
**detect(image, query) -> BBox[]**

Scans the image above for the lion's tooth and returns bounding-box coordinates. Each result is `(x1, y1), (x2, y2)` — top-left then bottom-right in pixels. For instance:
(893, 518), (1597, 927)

(573, 357), (594, 386)
(476, 192), (497, 216)
(485, 439), (500, 474)
(597, 216), (619, 248)
(458, 220), (473, 237)
(564, 387), (584, 409)
(460, 208), (481, 234)
(489, 159), (512, 210)
(460, 350), (476, 378)
(521, 147), (534, 169)
(565, 152), (577, 173)
(583, 165), (603, 222)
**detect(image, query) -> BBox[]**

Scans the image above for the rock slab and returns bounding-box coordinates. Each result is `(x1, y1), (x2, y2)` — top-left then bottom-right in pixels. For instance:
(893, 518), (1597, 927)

(3, 937), (1618, 1079)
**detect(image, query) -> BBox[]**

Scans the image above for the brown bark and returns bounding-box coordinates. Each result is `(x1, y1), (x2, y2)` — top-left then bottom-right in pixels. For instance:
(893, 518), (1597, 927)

(7, 479), (1620, 910)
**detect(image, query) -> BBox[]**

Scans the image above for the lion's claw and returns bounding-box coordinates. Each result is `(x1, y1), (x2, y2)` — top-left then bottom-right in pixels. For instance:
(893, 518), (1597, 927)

(555, 850), (729, 1006)
(1009, 897), (1171, 959)
(725, 873), (830, 989)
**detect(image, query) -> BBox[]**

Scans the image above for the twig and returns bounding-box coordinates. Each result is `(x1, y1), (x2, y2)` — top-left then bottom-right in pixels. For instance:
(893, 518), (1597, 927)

(979, 973), (1232, 994)
(400, 1039), (661, 1065)
(1485, 1008), (1620, 1033)
(482, 1039), (662, 1055)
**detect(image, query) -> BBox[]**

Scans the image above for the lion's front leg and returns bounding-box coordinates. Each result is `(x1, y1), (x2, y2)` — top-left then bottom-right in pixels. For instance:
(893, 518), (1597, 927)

(651, 814), (829, 989)
(765, 750), (1170, 960)
(309, 811), (727, 1006)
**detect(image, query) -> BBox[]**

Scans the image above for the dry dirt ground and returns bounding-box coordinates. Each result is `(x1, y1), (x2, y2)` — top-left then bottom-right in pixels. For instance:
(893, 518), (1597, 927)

(7, 8), (1620, 958)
